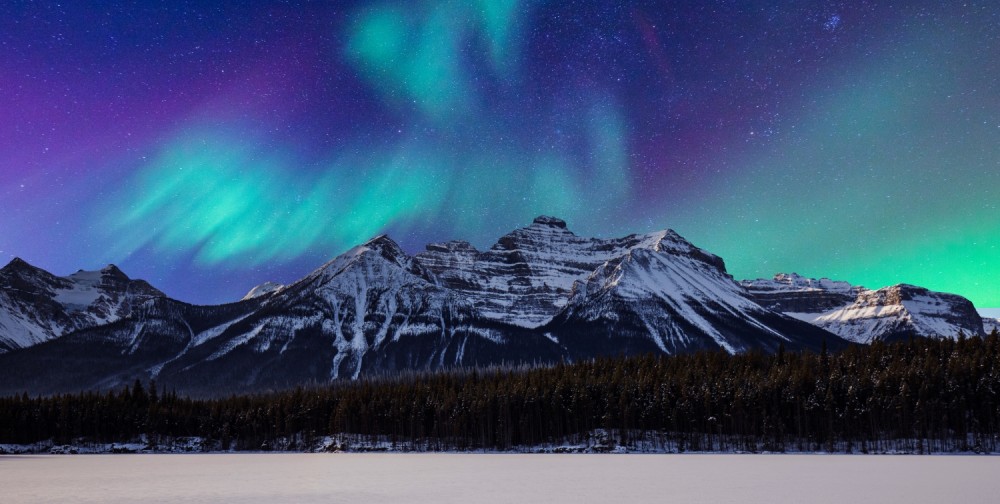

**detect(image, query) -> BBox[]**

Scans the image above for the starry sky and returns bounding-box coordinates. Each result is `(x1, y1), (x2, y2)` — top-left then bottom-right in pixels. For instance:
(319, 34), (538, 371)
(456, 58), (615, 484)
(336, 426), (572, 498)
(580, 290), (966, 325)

(2, 1), (999, 308)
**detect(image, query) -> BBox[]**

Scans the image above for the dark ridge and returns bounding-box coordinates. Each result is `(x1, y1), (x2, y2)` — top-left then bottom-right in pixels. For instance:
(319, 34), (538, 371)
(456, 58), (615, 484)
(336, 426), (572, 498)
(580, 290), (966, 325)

(100, 264), (129, 280)
(2, 257), (33, 271)
(531, 215), (567, 229)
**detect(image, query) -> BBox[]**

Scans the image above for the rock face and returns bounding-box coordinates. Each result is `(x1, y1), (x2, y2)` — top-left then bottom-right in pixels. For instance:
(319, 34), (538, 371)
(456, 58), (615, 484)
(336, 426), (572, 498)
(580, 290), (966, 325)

(415, 216), (680, 328)
(0, 259), (165, 352)
(742, 274), (985, 343)
(741, 273), (861, 315)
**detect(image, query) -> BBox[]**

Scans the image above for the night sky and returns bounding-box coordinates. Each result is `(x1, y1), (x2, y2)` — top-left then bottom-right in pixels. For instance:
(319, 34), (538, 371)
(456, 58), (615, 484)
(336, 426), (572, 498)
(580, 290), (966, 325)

(2, 1), (998, 308)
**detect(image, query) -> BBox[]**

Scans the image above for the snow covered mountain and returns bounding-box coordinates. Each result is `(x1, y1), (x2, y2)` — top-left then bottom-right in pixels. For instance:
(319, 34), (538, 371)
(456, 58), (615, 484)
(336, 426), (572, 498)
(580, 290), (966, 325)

(544, 241), (835, 355)
(143, 220), (833, 395)
(983, 317), (1000, 335)
(151, 235), (562, 393)
(742, 274), (985, 343)
(414, 219), (835, 356)
(0, 258), (165, 352)
(16, 216), (991, 396)
(415, 216), (665, 328)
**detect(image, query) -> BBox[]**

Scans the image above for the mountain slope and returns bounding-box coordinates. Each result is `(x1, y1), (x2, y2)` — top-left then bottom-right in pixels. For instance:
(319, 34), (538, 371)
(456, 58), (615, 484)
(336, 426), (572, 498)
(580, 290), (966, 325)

(743, 274), (985, 343)
(415, 216), (685, 328)
(544, 236), (836, 356)
(0, 258), (165, 353)
(0, 295), (263, 396)
(985, 317), (1000, 335)
(151, 236), (563, 394)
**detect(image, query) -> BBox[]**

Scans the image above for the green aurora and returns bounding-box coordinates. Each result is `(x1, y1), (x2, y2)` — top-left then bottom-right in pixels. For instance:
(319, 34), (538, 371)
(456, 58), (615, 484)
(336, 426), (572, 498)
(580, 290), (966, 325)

(3, 1), (997, 307)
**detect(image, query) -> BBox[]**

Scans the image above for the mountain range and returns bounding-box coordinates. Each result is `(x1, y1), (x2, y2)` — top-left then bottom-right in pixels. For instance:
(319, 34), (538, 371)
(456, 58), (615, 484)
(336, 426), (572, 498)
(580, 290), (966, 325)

(0, 216), (991, 396)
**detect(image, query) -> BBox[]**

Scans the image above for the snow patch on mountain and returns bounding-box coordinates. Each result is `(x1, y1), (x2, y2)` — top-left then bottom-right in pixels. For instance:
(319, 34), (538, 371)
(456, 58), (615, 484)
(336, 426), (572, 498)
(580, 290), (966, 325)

(241, 282), (284, 300)
(54, 270), (106, 310)
(0, 308), (51, 352)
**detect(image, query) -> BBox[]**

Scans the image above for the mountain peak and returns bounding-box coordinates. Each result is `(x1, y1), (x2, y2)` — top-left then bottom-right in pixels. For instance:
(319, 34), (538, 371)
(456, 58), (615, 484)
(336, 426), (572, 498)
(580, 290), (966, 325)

(492, 216), (574, 252)
(363, 234), (397, 247)
(0, 257), (51, 281)
(2, 257), (33, 271)
(362, 234), (409, 261)
(639, 229), (728, 274)
(531, 215), (567, 229)
(100, 264), (129, 280)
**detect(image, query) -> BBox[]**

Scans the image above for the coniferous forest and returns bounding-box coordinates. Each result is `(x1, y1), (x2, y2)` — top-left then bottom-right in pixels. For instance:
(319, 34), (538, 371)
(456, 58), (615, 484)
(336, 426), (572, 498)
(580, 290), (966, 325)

(3, 332), (1000, 453)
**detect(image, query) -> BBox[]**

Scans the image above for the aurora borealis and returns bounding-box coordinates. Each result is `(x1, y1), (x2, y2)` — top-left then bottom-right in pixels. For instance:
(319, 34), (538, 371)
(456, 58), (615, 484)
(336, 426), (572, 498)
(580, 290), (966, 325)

(1, 1), (998, 307)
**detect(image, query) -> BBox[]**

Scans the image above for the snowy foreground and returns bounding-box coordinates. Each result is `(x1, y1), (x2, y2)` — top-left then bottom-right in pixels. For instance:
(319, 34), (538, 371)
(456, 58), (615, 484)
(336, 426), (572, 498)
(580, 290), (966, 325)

(2, 453), (999, 504)
(2, 430), (996, 455)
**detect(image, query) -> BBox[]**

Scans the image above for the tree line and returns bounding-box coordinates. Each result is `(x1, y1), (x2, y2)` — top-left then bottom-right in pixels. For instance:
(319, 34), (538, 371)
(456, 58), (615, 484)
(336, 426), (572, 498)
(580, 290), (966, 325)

(3, 331), (1000, 452)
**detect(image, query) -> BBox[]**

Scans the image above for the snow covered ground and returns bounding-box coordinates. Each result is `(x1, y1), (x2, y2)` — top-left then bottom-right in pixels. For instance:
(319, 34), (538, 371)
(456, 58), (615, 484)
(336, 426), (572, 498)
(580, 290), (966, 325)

(0, 436), (209, 455)
(2, 452), (998, 504)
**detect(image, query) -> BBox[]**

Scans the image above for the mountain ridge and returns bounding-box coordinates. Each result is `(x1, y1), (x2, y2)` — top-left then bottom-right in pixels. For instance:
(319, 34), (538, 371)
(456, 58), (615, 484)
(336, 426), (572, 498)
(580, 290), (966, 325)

(0, 217), (985, 396)
(0, 258), (166, 352)
(742, 273), (986, 342)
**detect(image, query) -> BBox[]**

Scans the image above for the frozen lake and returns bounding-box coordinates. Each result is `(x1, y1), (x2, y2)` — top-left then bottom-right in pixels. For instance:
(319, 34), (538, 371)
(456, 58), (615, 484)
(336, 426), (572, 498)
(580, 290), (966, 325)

(2, 453), (998, 503)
